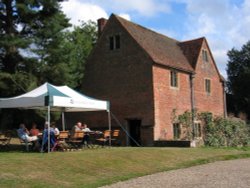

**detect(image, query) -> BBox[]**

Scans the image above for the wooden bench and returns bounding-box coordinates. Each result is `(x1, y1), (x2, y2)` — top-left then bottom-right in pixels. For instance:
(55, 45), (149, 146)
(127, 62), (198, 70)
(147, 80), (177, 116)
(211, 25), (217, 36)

(51, 131), (69, 151)
(67, 131), (84, 149)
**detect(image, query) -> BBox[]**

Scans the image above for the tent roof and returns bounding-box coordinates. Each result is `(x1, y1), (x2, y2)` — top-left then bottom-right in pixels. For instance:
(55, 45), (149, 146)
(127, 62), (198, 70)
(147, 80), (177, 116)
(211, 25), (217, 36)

(0, 83), (109, 112)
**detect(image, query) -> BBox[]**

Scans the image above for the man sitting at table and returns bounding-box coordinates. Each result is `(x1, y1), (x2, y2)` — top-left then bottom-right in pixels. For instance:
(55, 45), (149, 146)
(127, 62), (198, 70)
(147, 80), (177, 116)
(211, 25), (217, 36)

(17, 123), (40, 150)
(41, 122), (56, 152)
(72, 122), (82, 132)
(18, 123), (39, 142)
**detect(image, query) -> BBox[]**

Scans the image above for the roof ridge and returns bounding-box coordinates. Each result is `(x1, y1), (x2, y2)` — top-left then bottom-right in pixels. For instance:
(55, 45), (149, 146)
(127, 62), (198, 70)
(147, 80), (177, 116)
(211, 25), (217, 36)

(112, 14), (179, 43)
(180, 37), (205, 44)
(109, 13), (194, 73)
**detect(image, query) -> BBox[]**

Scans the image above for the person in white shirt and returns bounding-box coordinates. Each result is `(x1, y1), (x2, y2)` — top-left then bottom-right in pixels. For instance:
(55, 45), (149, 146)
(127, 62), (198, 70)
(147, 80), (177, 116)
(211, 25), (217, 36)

(81, 123), (91, 145)
(51, 123), (60, 136)
(82, 123), (91, 132)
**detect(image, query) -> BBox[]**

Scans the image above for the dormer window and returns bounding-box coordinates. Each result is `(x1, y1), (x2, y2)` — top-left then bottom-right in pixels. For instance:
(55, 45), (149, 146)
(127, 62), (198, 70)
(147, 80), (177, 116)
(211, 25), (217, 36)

(109, 34), (120, 50)
(202, 49), (208, 62)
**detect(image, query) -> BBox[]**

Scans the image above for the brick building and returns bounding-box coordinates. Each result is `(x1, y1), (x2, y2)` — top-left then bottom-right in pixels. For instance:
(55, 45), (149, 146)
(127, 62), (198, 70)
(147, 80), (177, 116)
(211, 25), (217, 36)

(81, 14), (226, 146)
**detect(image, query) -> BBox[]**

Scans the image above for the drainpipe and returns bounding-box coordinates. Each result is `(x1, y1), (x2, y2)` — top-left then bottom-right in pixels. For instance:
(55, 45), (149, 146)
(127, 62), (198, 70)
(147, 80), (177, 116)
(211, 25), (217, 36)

(222, 81), (227, 118)
(190, 74), (195, 140)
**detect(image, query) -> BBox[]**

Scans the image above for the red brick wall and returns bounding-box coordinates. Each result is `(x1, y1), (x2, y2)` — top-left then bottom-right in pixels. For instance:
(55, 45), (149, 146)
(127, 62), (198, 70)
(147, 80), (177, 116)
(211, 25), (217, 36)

(193, 41), (225, 116)
(80, 17), (155, 146)
(76, 17), (225, 145)
(152, 64), (192, 140)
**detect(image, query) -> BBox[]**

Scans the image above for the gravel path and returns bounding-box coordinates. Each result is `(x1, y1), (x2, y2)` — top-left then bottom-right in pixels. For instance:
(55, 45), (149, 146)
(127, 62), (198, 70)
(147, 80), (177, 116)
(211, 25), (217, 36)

(100, 158), (250, 188)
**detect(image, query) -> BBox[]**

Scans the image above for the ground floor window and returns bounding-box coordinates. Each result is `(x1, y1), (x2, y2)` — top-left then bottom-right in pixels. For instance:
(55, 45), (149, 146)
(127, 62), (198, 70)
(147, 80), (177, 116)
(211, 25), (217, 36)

(173, 123), (181, 139)
(194, 123), (201, 137)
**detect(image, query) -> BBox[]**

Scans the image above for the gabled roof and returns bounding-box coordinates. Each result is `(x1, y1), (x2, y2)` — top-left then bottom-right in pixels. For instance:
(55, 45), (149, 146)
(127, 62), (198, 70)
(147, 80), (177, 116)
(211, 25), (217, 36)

(179, 37), (204, 69)
(112, 14), (195, 73)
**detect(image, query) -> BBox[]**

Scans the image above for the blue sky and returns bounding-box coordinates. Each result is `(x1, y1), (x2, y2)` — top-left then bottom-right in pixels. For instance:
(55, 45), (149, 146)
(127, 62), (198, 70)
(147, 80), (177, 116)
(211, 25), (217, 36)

(61, 0), (250, 78)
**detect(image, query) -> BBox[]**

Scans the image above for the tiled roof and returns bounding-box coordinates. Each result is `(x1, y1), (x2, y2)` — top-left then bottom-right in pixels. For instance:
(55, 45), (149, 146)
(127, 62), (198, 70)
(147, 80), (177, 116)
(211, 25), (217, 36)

(113, 14), (201, 73)
(179, 38), (204, 69)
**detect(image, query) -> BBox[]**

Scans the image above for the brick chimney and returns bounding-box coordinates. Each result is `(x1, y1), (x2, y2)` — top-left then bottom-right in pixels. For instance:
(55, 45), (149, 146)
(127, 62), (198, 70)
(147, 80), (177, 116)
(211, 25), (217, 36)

(97, 18), (107, 38)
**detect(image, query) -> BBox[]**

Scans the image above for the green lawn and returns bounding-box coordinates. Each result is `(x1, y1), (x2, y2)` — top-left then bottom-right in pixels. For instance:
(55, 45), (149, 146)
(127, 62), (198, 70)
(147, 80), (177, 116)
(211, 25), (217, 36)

(0, 147), (250, 188)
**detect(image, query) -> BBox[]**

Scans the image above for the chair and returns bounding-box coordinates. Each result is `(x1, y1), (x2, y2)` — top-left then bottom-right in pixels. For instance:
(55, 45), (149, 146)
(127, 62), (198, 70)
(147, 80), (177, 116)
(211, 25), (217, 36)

(16, 130), (32, 151)
(111, 130), (120, 146)
(67, 131), (84, 149)
(0, 131), (12, 148)
(51, 131), (69, 151)
(95, 130), (111, 147)
(19, 138), (32, 151)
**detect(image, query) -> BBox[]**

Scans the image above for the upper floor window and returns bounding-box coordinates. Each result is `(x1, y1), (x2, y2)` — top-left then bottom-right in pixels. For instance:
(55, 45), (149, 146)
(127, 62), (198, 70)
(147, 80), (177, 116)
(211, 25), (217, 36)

(109, 34), (120, 50)
(202, 49), (208, 62)
(205, 79), (211, 94)
(170, 71), (178, 87)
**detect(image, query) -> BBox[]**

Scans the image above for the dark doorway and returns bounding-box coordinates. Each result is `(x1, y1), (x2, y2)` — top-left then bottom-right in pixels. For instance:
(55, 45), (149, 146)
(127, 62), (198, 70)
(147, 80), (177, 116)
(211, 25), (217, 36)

(128, 119), (141, 146)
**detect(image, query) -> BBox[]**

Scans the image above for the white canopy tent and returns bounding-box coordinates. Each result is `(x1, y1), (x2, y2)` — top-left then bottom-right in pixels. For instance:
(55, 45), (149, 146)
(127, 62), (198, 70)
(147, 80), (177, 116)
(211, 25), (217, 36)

(0, 82), (111, 152)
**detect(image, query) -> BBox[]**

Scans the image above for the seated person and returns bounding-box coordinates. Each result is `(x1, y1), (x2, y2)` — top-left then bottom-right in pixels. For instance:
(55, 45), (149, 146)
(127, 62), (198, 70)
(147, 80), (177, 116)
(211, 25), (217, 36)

(17, 123), (38, 142)
(81, 123), (91, 145)
(82, 123), (91, 133)
(72, 122), (82, 132)
(17, 123), (40, 151)
(30, 122), (40, 136)
(41, 122), (56, 152)
(51, 122), (60, 136)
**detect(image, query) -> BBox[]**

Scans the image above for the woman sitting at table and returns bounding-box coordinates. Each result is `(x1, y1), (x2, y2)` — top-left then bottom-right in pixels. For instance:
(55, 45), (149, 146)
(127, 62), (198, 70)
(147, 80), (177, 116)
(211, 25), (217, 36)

(81, 123), (91, 145)
(30, 122), (40, 136)
(51, 122), (60, 136)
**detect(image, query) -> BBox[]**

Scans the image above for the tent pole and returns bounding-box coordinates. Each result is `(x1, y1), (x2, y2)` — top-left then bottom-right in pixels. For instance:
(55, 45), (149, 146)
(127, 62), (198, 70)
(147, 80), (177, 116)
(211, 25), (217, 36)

(48, 106), (50, 153)
(62, 112), (65, 131)
(108, 110), (111, 147)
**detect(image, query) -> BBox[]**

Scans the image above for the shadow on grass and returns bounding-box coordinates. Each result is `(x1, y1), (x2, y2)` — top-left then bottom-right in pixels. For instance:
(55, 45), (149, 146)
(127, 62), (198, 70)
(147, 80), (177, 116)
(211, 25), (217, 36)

(0, 144), (29, 152)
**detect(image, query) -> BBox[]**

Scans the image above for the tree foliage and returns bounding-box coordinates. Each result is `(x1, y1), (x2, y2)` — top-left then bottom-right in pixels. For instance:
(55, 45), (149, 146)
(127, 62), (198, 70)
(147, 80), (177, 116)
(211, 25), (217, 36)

(227, 41), (250, 119)
(0, 0), (97, 128)
(0, 0), (71, 96)
(59, 21), (97, 89)
(204, 117), (250, 147)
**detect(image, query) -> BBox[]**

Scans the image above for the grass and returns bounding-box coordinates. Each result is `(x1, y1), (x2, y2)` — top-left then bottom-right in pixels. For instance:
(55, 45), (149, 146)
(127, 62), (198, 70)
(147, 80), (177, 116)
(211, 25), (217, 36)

(0, 144), (250, 188)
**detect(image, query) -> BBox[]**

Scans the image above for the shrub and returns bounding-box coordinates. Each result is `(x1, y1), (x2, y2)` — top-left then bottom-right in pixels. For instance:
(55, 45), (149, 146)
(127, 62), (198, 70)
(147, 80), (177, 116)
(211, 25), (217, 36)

(204, 117), (250, 147)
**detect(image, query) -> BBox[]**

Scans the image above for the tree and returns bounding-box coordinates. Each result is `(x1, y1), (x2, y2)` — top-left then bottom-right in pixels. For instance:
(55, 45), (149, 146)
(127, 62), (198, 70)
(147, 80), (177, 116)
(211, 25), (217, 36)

(227, 41), (250, 119)
(61, 21), (97, 89)
(0, 0), (70, 97)
(0, 0), (71, 128)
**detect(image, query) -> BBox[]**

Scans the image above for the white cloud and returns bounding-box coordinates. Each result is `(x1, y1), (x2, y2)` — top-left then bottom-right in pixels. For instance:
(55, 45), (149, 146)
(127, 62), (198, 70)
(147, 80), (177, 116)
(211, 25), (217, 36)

(61, 0), (108, 26)
(118, 13), (131, 21)
(73, 0), (171, 17)
(60, 0), (250, 78)
(183, 0), (250, 78)
(107, 0), (171, 17)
